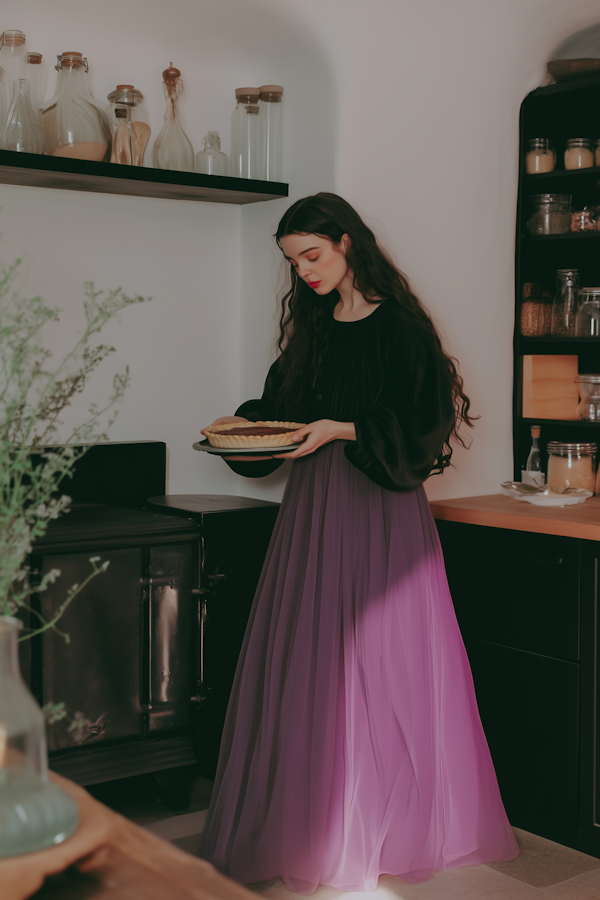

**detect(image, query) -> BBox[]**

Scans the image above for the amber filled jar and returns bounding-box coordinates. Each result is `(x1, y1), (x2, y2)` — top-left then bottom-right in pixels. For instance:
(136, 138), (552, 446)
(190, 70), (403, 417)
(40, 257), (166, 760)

(564, 138), (594, 170)
(525, 138), (555, 174)
(547, 441), (596, 494)
(520, 282), (552, 336)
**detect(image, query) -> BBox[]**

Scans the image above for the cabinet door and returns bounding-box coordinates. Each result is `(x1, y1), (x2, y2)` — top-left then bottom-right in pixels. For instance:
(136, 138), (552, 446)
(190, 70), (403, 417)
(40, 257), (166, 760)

(41, 548), (144, 751)
(466, 637), (579, 839)
(437, 521), (580, 662)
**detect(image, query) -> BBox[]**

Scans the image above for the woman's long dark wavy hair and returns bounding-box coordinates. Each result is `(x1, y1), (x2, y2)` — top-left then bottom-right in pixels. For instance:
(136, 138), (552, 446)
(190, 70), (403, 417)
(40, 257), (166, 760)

(274, 192), (475, 461)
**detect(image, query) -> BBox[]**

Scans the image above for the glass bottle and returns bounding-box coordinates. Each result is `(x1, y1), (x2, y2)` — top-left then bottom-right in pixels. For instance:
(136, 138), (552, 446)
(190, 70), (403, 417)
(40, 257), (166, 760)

(231, 88), (264, 179)
(575, 288), (600, 337)
(107, 85), (151, 167)
(0, 617), (78, 857)
(259, 84), (283, 181)
(0, 78), (45, 153)
(551, 269), (579, 336)
(196, 130), (228, 175)
(153, 63), (194, 172)
(522, 425), (545, 487)
(0, 30), (27, 127)
(25, 52), (45, 111)
(40, 52), (110, 161)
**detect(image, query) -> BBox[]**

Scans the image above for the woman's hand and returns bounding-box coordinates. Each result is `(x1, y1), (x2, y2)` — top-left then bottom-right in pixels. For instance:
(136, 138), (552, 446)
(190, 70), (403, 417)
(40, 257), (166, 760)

(200, 416), (275, 462)
(274, 419), (356, 459)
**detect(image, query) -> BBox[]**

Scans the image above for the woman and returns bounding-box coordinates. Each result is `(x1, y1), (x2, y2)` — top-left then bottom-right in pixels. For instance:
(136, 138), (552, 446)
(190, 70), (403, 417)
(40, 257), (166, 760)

(200, 193), (518, 893)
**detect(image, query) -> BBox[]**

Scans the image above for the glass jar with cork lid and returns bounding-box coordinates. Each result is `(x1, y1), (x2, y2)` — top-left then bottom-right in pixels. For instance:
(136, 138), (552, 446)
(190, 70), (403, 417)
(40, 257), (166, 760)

(547, 441), (596, 494)
(107, 85), (150, 166)
(40, 52), (110, 161)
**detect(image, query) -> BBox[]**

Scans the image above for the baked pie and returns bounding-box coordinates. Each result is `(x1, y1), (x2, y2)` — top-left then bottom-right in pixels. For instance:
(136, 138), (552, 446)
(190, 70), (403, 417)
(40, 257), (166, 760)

(204, 421), (306, 449)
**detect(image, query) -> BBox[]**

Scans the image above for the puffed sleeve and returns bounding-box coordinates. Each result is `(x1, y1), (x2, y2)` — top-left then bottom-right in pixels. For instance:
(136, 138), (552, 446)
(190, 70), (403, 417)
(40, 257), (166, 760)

(223, 360), (286, 478)
(344, 318), (456, 491)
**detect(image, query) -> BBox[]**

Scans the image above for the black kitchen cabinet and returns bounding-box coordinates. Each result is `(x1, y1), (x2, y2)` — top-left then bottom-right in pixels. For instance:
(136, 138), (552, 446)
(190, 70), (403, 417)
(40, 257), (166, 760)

(436, 518), (600, 857)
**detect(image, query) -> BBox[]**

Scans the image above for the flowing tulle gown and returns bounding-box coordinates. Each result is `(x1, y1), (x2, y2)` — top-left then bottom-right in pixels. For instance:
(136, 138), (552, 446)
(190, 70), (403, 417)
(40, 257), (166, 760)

(200, 304), (519, 893)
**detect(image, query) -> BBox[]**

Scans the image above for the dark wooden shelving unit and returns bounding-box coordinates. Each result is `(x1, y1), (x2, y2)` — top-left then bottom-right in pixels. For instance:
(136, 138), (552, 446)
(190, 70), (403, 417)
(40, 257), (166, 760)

(515, 76), (600, 482)
(0, 149), (289, 204)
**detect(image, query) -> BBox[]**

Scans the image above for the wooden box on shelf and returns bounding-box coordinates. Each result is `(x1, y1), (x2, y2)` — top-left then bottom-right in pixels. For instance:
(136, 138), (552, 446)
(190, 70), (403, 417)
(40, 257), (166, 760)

(522, 354), (579, 419)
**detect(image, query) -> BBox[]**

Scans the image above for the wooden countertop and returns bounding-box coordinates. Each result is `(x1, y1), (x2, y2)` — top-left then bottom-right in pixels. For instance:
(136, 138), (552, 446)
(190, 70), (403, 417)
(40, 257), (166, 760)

(429, 494), (600, 541)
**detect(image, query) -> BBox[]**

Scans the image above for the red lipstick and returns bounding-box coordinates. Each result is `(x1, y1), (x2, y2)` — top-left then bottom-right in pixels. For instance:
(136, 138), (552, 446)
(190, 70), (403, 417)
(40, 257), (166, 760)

(307, 280), (321, 289)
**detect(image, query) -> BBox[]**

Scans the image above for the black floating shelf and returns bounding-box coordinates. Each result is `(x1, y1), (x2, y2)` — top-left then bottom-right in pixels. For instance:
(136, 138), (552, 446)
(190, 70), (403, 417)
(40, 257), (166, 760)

(526, 166), (600, 180)
(522, 417), (600, 428)
(522, 231), (600, 241)
(0, 149), (289, 204)
(520, 336), (600, 343)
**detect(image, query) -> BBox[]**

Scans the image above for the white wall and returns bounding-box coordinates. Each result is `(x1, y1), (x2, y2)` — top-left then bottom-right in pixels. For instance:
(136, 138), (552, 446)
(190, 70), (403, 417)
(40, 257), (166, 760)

(3, 0), (600, 502)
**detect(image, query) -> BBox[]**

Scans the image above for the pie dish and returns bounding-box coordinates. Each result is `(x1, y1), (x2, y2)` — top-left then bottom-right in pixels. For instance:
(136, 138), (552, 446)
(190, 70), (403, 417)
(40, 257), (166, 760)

(203, 421), (306, 449)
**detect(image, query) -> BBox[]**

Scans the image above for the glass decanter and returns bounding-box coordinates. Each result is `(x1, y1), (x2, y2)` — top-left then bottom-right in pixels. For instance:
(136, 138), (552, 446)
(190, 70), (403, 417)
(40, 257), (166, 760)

(107, 84), (151, 166)
(40, 52), (111, 161)
(196, 130), (228, 175)
(153, 63), (194, 172)
(0, 617), (78, 857)
(0, 78), (46, 153)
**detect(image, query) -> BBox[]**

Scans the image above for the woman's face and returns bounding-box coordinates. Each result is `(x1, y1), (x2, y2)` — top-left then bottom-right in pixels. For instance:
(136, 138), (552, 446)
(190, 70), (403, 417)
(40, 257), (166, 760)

(279, 233), (350, 294)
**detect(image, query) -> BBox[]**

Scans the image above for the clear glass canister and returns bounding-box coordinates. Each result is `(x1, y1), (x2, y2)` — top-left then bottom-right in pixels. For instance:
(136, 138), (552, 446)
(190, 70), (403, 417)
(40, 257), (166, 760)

(575, 288), (600, 337)
(107, 85), (150, 167)
(40, 52), (110, 161)
(564, 137), (594, 169)
(0, 617), (79, 856)
(575, 375), (600, 421)
(259, 84), (283, 181)
(551, 268), (579, 336)
(0, 78), (45, 153)
(0, 30), (27, 126)
(25, 52), (45, 111)
(525, 138), (555, 174)
(231, 88), (264, 179)
(526, 194), (571, 235)
(547, 441), (596, 493)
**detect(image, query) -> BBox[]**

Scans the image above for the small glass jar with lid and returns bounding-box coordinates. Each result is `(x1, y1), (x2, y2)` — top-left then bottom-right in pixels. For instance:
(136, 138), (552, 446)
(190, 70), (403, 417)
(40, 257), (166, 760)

(575, 375), (600, 421)
(547, 441), (597, 493)
(525, 138), (555, 174)
(564, 138), (594, 169)
(196, 130), (228, 175)
(25, 51), (45, 111)
(107, 85), (151, 166)
(571, 207), (596, 232)
(526, 194), (572, 235)
(575, 288), (600, 336)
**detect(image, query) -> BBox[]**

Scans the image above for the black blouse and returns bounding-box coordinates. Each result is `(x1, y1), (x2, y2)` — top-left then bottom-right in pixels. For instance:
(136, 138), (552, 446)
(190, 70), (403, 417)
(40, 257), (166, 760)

(225, 301), (456, 492)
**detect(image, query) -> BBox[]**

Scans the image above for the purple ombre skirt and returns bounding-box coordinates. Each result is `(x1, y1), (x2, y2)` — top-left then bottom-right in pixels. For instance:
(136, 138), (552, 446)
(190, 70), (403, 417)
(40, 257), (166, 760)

(200, 442), (518, 893)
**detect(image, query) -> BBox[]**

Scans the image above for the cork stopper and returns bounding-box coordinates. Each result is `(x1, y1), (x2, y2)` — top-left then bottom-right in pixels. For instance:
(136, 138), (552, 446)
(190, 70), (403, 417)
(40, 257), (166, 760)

(116, 84), (134, 90)
(60, 51), (85, 69)
(531, 425), (541, 438)
(259, 84), (283, 94)
(27, 52), (43, 64)
(235, 87), (260, 101)
(2, 30), (25, 46)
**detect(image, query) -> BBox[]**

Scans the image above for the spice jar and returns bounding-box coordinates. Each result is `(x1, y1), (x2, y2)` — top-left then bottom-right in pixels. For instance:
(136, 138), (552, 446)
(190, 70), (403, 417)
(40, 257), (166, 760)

(551, 269), (579, 336)
(575, 288), (600, 337)
(575, 375), (600, 421)
(564, 138), (594, 170)
(107, 85), (151, 166)
(571, 208), (595, 232)
(547, 441), (596, 493)
(40, 52), (110, 161)
(526, 194), (572, 235)
(525, 138), (555, 174)
(520, 282), (552, 336)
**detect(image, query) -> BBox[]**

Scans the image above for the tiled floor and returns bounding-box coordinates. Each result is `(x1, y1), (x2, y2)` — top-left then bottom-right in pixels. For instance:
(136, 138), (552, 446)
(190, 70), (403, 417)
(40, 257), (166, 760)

(91, 768), (600, 898)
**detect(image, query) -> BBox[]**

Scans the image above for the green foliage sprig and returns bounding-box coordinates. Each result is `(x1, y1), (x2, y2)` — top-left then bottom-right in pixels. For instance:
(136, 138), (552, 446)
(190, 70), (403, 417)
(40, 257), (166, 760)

(0, 254), (150, 636)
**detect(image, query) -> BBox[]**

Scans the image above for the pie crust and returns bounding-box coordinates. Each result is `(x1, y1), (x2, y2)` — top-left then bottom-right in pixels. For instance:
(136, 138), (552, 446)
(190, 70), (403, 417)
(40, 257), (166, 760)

(204, 421), (306, 449)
